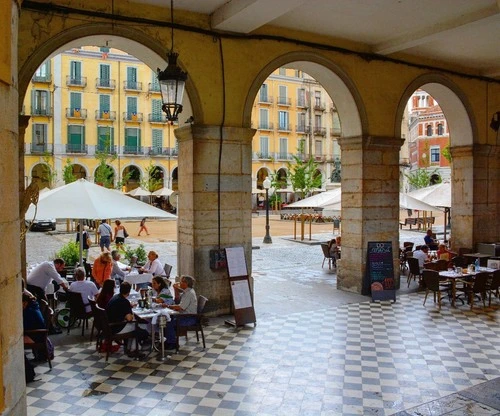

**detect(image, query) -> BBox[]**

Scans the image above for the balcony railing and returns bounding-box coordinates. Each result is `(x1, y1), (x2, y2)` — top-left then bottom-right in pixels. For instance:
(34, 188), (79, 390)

(278, 123), (292, 132)
(148, 113), (167, 123)
(314, 101), (326, 111)
(96, 144), (117, 154)
(95, 110), (116, 121)
(123, 112), (143, 122)
(149, 146), (178, 156)
(313, 127), (326, 136)
(123, 80), (142, 91)
(277, 96), (291, 106)
(296, 98), (307, 108)
(314, 154), (327, 162)
(330, 127), (342, 136)
(95, 78), (116, 89)
(276, 152), (293, 160)
(258, 96), (273, 104)
(122, 145), (144, 155)
(148, 82), (161, 93)
(31, 107), (52, 116)
(32, 74), (52, 83)
(66, 108), (88, 119)
(258, 122), (274, 130)
(66, 143), (88, 154)
(296, 124), (307, 133)
(30, 143), (53, 154)
(66, 76), (87, 87)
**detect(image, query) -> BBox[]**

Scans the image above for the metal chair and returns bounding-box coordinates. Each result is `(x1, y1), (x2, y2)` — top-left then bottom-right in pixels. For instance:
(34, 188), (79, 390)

(422, 269), (451, 309)
(486, 269), (500, 306)
(321, 243), (335, 269)
(175, 295), (208, 352)
(458, 272), (489, 310)
(66, 291), (92, 336)
(407, 257), (422, 288)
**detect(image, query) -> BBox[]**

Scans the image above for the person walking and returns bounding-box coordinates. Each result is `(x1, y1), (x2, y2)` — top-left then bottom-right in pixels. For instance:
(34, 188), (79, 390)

(113, 220), (128, 249)
(138, 217), (149, 236)
(97, 219), (113, 252)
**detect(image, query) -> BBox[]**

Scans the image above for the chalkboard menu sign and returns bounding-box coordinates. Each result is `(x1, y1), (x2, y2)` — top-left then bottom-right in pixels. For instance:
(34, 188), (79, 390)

(365, 241), (396, 302)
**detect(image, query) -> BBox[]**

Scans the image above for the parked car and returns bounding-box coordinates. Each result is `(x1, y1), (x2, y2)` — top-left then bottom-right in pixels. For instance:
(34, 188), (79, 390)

(26, 218), (57, 231)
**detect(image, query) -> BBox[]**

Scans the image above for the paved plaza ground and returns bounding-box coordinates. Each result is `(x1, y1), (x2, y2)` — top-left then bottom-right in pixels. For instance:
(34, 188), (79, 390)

(24, 218), (500, 416)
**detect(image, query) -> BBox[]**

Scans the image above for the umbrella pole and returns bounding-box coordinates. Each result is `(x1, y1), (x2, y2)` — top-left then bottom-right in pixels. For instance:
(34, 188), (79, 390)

(79, 219), (84, 266)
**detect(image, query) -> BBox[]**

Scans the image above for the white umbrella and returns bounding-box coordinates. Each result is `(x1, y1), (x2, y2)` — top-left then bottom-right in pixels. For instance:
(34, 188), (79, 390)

(26, 179), (176, 264)
(252, 188), (266, 194)
(399, 193), (441, 212)
(152, 187), (174, 197)
(126, 187), (152, 197)
(287, 188), (341, 208)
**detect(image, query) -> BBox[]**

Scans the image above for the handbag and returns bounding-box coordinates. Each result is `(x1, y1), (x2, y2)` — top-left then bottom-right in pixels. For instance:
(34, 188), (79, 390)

(123, 228), (129, 239)
(86, 237), (92, 247)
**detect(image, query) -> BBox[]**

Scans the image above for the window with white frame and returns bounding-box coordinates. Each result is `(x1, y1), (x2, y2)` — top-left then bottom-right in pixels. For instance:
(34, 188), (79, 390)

(278, 111), (289, 130)
(259, 108), (269, 129)
(437, 123), (444, 135)
(430, 146), (440, 163)
(260, 136), (269, 158)
(426, 125), (433, 136)
(279, 137), (288, 159)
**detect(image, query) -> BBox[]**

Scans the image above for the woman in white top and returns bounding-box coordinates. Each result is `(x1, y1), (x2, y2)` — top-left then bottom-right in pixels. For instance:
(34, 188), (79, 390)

(113, 220), (128, 249)
(140, 250), (163, 276)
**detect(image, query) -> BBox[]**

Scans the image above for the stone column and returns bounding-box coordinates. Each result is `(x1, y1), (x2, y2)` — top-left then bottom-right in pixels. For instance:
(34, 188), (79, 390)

(337, 135), (404, 294)
(0, 0), (26, 414)
(174, 125), (255, 315)
(19, 115), (30, 281)
(451, 144), (500, 249)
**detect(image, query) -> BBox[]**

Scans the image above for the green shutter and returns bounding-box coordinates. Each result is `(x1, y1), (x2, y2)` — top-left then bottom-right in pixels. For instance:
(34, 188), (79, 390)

(100, 64), (110, 80)
(99, 95), (110, 112)
(127, 97), (137, 114)
(70, 92), (81, 110)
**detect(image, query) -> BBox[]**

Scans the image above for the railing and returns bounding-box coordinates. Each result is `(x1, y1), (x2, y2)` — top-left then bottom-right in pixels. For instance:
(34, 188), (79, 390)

(258, 96), (273, 104)
(122, 145), (144, 155)
(148, 83), (161, 93)
(66, 76), (87, 87)
(66, 108), (88, 119)
(148, 113), (167, 123)
(258, 122), (274, 130)
(95, 110), (116, 121)
(123, 112), (144, 122)
(30, 143), (53, 154)
(330, 127), (342, 136)
(276, 153), (293, 160)
(314, 102), (326, 111)
(277, 96), (291, 106)
(296, 98), (307, 108)
(277, 123), (292, 132)
(123, 80), (142, 91)
(313, 127), (326, 136)
(95, 78), (116, 89)
(296, 124), (307, 133)
(31, 107), (52, 116)
(95, 144), (117, 154)
(314, 154), (327, 162)
(32, 75), (52, 83)
(148, 147), (178, 156)
(66, 143), (88, 154)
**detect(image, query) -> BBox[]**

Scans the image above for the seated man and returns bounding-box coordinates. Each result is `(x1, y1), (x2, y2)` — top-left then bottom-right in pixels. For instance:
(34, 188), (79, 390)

(164, 275), (198, 350)
(413, 245), (430, 270)
(111, 250), (130, 282)
(106, 282), (148, 358)
(69, 267), (98, 313)
(424, 229), (439, 251)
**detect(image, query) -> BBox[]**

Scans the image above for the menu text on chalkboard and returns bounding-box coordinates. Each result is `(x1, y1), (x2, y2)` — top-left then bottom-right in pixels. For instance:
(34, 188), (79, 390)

(365, 241), (396, 302)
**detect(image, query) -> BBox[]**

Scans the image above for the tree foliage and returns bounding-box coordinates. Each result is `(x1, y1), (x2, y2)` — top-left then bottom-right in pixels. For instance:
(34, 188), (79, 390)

(442, 145), (452, 163)
(141, 163), (163, 193)
(62, 158), (77, 184)
(405, 168), (440, 190)
(94, 139), (116, 188)
(286, 145), (323, 199)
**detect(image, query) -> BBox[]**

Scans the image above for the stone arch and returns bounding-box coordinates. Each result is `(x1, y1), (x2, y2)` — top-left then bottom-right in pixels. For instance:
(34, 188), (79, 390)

(30, 163), (52, 189)
(171, 166), (179, 191)
(243, 52), (365, 138)
(396, 73), (477, 249)
(72, 163), (87, 180)
(93, 164), (116, 187)
(122, 164), (142, 191)
(18, 24), (202, 123)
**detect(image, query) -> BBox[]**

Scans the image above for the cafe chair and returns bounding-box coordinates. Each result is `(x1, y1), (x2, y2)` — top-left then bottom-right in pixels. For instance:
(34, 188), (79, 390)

(407, 257), (422, 288)
(175, 295), (208, 352)
(486, 270), (500, 306)
(422, 269), (451, 310)
(162, 264), (172, 279)
(90, 301), (139, 361)
(24, 329), (52, 370)
(451, 256), (467, 268)
(457, 272), (489, 310)
(66, 291), (92, 336)
(435, 259), (449, 271)
(321, 243), (335, 270)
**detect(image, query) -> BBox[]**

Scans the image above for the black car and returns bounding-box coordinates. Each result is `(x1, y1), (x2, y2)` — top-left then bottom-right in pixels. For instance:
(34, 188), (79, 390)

(26, 218), (57, 231)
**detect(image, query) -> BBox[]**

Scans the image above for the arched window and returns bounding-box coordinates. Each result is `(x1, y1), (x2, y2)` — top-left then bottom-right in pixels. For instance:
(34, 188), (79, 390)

(437, 123), (444, 135)
(426, 125), (432, 136)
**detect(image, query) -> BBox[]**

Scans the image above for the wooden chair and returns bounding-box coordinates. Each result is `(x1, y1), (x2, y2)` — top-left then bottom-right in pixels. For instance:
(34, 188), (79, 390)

(321, 243), (335, 269)
(66, 291), (92, 336)
(435, 259), (449, 271)
(458, 272), (489, 310)
(162, 264), (172, 278)
(486, 270), (500, 306)
(407, 257), (422, 288)
(175, 295), (208, 352)
(90, 302), (139, 361)
(451, 256), (467, 268)
(24, 299), (53, 369)
(422, 269), (451, 309)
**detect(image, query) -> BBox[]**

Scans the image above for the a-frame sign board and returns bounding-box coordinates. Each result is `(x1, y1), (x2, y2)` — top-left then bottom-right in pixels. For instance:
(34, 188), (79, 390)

(224, 246), (256, 327)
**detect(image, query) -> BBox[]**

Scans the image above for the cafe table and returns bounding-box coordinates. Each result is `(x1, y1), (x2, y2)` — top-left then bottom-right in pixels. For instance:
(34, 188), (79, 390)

(463, 252), (492, 267)
(124, 271), (153, 289)
(439, 267), (496, 307)
(132, 304), (177, 355)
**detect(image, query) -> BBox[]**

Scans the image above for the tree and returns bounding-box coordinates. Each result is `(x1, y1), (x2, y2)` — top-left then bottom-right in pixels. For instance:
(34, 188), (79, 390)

(405, 168), (440, 190)
(62, 158), (77, 184)
(94, 140), (117, 188)
(286, 149), (323, 200)
(442, 145), (452, 163)
(141, 163), (163, 193)
(41, 154), (57, 188)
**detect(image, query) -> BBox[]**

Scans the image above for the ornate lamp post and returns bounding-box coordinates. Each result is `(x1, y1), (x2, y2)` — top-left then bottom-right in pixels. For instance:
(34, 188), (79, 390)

(263, 177), (272, 244)
(157, 0), (188, 123)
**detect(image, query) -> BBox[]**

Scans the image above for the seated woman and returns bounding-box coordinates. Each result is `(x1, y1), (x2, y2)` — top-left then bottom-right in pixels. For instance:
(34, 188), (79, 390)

(92, 251), (113, 289)
(96, 279), (116, 309)
(327, 239), (340, 266)
(140, 251), (163, 276)
(151, 276), (174, 305)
